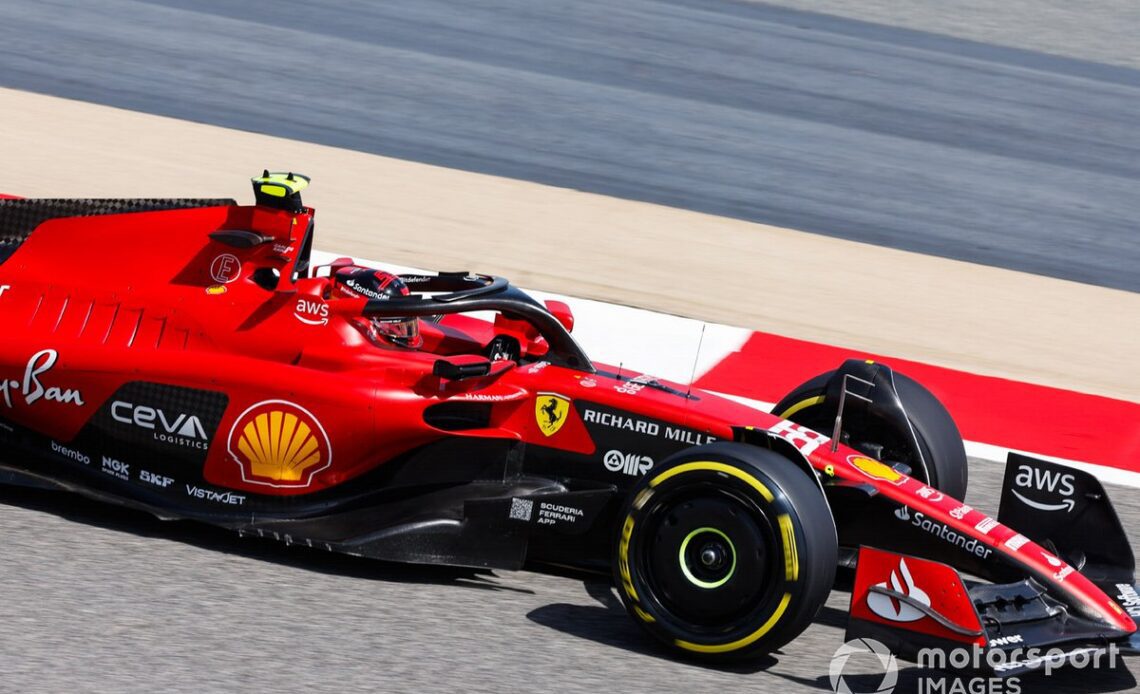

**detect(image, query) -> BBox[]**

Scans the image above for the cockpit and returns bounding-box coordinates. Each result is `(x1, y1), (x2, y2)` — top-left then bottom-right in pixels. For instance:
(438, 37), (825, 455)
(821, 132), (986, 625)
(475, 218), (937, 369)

(225, 171), (594, 377)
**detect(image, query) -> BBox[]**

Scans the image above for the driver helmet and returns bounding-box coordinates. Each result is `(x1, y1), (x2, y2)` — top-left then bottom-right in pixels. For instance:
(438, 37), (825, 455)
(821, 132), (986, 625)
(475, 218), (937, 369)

(333, 266), (421, 348)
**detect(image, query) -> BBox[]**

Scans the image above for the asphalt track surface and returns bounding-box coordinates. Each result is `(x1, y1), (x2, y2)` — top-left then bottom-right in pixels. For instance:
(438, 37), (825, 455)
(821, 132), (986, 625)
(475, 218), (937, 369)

(767, 1), (1140, 72)
(3, 0), (1140, 292)
(0, 460), (1136, 693)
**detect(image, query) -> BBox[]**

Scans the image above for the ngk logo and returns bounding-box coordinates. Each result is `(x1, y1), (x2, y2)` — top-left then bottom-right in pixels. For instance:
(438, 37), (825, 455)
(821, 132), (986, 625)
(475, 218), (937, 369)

(101, 456), (130, 481)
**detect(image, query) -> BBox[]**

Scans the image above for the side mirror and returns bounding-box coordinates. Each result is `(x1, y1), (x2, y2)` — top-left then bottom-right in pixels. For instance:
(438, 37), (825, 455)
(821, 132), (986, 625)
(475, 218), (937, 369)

(433, 356), (493, 380)
(545, 300), (575, 333)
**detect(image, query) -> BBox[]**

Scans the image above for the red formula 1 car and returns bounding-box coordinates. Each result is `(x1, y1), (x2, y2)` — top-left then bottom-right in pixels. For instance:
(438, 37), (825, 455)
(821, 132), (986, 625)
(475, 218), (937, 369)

(1, 173), (1137, 671)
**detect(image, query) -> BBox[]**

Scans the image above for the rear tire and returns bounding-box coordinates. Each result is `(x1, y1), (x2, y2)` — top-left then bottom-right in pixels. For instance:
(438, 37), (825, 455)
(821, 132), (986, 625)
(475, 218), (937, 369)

(613, 443), (836, 661)
(771, 370), (968, 499)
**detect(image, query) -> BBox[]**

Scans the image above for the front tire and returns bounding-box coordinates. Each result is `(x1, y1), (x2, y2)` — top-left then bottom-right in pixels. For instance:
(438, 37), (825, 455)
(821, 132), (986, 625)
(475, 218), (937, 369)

(771, 368), (968, 499)
(613, 443), (836, 661)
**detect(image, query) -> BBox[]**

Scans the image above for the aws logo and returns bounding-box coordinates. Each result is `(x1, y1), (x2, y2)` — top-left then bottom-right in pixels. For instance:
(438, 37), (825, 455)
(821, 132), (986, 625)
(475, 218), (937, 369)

(1011, 463), (1075, 513)
(294, 298), (329, 326)
(227, 400), (331, 488)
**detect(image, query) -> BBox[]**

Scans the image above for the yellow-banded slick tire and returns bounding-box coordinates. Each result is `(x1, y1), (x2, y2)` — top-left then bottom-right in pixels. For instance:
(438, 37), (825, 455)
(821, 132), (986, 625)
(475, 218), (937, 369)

(613, 442), (836, 662)
(771, 370), (968, 500)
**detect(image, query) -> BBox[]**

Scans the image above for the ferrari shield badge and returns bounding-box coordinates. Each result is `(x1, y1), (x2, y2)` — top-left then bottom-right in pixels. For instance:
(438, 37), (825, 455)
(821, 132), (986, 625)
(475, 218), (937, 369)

(535, 393), (570, 437)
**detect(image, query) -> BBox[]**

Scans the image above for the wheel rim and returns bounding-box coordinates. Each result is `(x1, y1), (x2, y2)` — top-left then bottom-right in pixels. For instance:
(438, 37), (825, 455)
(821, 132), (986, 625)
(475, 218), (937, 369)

(639, 484), (781, 627)
(678, 527), (737, 589)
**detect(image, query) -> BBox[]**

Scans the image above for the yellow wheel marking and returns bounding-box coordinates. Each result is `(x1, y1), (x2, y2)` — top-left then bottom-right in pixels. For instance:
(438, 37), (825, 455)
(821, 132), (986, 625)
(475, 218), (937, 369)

(775, 395), (824, 419)
(633, 606), (656, 623)
(674, 592), (792, 654)
(649, 462), (774, 503)
(618, 515), (639, 602)
(778, 514), (799, 581)
(632, 487), (654, 511)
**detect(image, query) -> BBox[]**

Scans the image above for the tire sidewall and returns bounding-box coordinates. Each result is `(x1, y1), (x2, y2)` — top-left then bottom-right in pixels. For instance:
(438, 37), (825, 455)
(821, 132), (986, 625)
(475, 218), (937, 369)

(614, 443), (836, 660)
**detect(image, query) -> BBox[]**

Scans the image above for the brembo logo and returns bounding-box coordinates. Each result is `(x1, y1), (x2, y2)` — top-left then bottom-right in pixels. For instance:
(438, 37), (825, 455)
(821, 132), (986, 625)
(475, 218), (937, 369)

(1011, 464), (1076, 513)
(51, 440), (90, 465)
(112, 401), (210, 450)
(867, 558), (931, 623)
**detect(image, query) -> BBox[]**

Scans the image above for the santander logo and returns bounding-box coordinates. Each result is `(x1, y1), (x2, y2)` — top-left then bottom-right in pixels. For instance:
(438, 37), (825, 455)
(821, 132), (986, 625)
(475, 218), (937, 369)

(867, 558), (931, 623)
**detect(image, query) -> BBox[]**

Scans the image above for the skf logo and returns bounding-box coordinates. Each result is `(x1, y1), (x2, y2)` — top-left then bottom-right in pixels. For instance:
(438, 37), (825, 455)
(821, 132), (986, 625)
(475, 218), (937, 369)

(140, 469), (174, 488)
(294, 298), (330, 326)
(849, 455), (904, 485)
(535, 393), (569, 437)
(227, 400), (331, 488)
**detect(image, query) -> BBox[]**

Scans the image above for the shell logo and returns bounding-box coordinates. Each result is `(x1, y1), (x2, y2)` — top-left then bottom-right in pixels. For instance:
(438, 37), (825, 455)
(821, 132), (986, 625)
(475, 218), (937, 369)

(227, 400), (331, 488)
(848, 454), (904, 485)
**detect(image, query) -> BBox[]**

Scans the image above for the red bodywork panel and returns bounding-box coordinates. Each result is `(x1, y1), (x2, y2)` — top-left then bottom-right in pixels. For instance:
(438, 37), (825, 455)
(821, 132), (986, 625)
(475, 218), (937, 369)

(851, 546), (986, 646)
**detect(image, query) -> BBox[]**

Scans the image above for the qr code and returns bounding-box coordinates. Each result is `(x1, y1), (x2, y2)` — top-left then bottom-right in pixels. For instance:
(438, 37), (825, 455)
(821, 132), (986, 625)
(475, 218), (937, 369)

(509, 497), (533, 522)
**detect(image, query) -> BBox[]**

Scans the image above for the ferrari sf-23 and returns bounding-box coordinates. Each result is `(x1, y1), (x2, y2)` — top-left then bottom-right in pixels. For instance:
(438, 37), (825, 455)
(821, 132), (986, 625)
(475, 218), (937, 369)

(1, 173), (1137, 674)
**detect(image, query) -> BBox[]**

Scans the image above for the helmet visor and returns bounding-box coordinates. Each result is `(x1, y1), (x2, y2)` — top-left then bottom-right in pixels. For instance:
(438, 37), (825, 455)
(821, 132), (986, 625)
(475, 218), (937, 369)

(373, 317), (421, 348)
